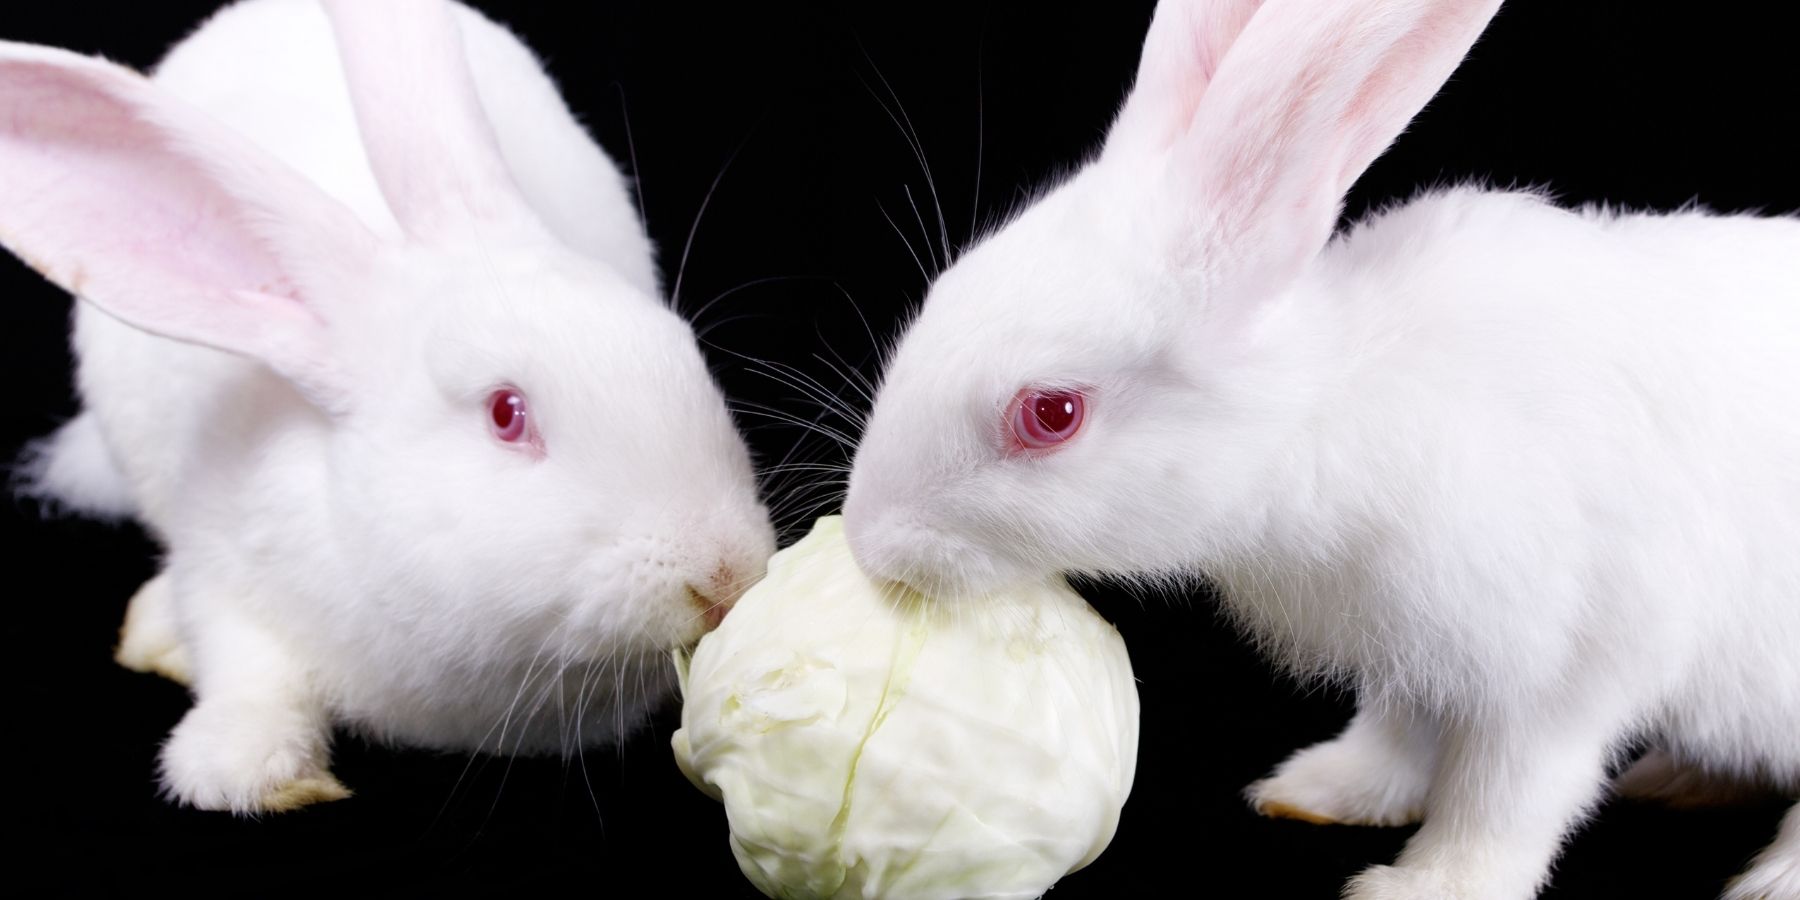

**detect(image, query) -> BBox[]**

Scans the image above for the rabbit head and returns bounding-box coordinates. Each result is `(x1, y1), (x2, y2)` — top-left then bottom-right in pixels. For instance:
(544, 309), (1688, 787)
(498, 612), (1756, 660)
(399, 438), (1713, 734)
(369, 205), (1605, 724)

(0, 0), (774, 749)
(844, 0), (1502, 597)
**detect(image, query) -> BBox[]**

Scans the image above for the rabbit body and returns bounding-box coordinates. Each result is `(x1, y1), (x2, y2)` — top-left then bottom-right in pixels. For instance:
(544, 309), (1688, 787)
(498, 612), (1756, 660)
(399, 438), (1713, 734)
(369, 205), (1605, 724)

(3, 0), (772, 813)
(843, 1), (1799, 897)
(1210, 191), (1800, 895)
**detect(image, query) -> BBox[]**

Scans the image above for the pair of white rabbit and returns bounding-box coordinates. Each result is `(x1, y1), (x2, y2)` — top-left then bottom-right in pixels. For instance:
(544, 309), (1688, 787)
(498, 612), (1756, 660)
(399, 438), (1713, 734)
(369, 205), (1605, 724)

(3, 0), (1796, 897)
(1, 0), (774, 813)
(843, 0), (1798, 898)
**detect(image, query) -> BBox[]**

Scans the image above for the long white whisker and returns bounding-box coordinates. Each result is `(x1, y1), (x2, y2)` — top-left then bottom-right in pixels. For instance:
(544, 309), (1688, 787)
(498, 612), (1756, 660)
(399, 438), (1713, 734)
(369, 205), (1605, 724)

(878, 200), (933, 286)
(671, 129), (755, 310)
(857, 43), (953, 267)
(613, 82), (649, 233)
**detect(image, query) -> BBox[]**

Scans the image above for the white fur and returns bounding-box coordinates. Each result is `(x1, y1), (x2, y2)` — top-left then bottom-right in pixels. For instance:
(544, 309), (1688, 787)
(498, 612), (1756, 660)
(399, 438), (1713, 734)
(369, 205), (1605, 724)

(1, 0), (773, 813)
(1723, 805), (1800, 900)
(14, 410), (134, 519)
(844, 1), (1800, 897)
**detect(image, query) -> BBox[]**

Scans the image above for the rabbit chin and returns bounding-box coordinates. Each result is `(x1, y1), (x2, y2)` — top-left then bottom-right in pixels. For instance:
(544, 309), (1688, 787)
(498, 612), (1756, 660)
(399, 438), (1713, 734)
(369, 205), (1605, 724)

(331, 607), (686, 757)
(843, 506), (1047, 602)
(307, 558), (730, 755)
(464, 643), (681, 756)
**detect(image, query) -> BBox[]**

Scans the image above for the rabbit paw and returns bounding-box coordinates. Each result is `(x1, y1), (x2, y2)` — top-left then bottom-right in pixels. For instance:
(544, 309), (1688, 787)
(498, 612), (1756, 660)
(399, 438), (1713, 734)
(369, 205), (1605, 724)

(159, 698), (349, 814)
(1248, 735), (1429, 826)
(1613, 748), (1773, 808)
(1344, 864), (1496, 900)
(1723, 806), (1800, 900)
(1725, 857), (1800, 900)
(115, 573), (192, 686)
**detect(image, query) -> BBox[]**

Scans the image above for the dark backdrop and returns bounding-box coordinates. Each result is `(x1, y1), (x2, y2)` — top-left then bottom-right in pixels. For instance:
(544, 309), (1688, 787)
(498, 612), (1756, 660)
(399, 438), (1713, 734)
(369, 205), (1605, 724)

(3, 1), (1794, 896)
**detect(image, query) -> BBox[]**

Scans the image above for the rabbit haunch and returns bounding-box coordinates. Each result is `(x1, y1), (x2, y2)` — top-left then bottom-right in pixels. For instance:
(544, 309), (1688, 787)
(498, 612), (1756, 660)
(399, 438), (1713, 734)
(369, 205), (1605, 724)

(842, 1), (1800, 898)
(0, 0), (773, 813)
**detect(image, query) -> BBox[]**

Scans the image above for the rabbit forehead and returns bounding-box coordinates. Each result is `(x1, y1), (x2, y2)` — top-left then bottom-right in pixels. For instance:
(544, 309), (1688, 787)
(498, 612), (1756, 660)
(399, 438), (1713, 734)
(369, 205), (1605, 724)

(876, 176), (1177, 426)
(907, 184), (1173, 374)
(851, 190), (1184, 527)
(397, 248), (678, 377)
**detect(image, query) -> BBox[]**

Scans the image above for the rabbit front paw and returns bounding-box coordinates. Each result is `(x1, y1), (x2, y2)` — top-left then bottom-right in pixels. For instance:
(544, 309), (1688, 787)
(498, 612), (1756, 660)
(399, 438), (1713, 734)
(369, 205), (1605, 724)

(1248, 733), (1430, 826)
(1344, 864), (1503, 900)
(158, 697), (348, 814)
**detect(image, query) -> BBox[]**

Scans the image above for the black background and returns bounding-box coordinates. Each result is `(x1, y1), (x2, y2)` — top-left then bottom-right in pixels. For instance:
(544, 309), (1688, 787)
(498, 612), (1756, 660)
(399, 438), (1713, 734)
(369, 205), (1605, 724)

(3, 1), (1795, 896)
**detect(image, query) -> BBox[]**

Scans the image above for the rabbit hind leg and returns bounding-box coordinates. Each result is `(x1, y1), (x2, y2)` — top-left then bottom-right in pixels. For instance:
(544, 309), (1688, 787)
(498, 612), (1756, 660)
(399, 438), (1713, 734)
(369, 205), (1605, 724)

(115, 571), (192, 686)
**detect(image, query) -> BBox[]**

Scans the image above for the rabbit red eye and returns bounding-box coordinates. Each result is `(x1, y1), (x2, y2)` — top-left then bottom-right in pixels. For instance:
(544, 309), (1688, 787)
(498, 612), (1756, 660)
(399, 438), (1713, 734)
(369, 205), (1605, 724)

(488, 389), (529, 443)
(1010, 388), (1086, 451)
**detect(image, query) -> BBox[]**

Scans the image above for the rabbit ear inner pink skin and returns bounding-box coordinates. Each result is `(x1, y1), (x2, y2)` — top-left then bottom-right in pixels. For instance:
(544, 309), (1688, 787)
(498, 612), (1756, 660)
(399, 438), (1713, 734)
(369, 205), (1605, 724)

(1, 0), (772, 815)
(0, 45), (374, 411)
(845, 0), (1800, 897)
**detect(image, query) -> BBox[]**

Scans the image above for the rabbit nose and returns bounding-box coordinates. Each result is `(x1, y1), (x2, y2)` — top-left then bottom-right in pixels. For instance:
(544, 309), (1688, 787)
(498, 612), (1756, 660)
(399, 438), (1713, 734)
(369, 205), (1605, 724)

(686, 561), (759, 632)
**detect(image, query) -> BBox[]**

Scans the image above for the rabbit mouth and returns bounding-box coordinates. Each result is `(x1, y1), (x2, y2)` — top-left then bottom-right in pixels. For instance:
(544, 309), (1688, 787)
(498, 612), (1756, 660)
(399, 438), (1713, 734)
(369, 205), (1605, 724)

(687, 584), (730, 633)
(665, 583), (731, 653)
(846, 513), (1021, 600)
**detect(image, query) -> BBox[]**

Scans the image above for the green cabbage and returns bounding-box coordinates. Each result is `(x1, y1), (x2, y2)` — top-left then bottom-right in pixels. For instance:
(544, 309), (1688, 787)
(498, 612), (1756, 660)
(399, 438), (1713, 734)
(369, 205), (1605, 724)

(673, 516), (1139, 900)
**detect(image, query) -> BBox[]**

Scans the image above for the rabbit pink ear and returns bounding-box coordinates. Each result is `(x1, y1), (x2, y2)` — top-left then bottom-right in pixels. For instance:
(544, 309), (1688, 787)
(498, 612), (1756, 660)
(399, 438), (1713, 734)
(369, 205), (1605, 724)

(0, 43), (378, 411)
(1101, 0), (1265, 163)
(1130, 0), (1503, 302)
(322, 0), (544, 244)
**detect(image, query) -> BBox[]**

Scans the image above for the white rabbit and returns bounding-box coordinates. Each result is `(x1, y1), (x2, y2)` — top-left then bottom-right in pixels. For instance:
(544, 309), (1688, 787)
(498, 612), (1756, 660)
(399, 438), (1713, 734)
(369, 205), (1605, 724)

(842, 1), (1800, 897)
(0, 0), (774, 813)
